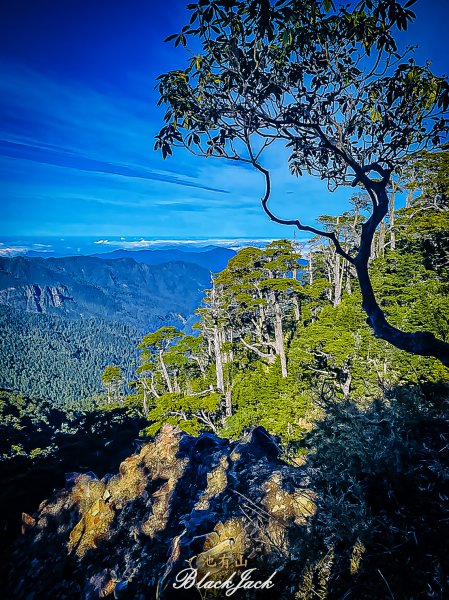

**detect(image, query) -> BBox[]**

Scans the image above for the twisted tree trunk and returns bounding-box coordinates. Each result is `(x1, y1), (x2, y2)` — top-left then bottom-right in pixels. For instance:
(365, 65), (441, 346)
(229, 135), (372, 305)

(254, 160), (449, 367)
(159, 350), (173, 393)
(354, 185), (449, 367)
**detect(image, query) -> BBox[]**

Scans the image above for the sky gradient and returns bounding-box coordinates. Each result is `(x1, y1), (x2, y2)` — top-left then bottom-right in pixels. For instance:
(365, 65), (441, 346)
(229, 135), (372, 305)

(1, 0), (448, 248)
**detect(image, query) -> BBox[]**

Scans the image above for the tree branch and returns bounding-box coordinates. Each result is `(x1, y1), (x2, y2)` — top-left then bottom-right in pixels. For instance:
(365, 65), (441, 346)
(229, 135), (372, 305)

(250, 156), (355, 265)
(240, 337), (274, 361)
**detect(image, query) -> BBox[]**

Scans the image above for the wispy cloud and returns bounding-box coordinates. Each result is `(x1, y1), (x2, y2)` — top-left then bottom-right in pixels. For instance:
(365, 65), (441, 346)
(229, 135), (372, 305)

(0, 59), (351, 237)
(0, 60), (230, 195)
(0, 246), (29, 256)
(0, 240), (55, 256)
(0, 139), (229, 194)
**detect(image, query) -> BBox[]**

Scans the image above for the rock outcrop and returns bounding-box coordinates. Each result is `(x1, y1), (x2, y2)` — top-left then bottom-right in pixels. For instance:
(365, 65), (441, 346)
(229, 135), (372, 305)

(3, 425), (315, 599)
(0, 255), (210, 329)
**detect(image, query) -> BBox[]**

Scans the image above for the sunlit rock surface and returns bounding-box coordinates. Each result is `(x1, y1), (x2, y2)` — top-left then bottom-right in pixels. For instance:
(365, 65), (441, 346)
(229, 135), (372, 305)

(4, 425), (315, 599)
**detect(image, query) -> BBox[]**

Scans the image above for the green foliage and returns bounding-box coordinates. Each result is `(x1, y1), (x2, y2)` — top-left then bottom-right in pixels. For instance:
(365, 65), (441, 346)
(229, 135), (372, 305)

(398, 147), (449, 277)
(223, 360), (311, 441)
(127, 174), (449, 443)
(0, 388), (145, 461)
(0, 306), (140, 406)
(101, 365), (123, 384)
(101, 364), (124, 405)
(156, 0), (448, 181)
(2, 154), (448, 473)
(142, 391), (221, 436)
(295, 384), (449, 598)
(138, 326), (184, 353)
(2, 152), (449, 599)
(154, 0), (449, 366)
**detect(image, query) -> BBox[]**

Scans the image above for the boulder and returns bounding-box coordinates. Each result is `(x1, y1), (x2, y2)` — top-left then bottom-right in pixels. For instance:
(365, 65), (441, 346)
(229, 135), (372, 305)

(2, 425), (313, 599)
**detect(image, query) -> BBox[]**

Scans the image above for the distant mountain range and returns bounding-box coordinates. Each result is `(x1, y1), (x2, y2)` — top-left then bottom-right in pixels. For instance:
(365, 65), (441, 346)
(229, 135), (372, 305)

(0, 255), (212, 331)
(0, 238), (276, 259)
(91, 246), (236, 272)
(0, 254), (217, 403)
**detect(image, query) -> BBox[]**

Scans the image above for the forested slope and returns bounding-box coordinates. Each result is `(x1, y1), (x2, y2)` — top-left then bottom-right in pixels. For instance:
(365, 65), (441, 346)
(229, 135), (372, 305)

(0, 307), (141, 405)
(0, 257), (213, 403)
(0, 256), (210, 329)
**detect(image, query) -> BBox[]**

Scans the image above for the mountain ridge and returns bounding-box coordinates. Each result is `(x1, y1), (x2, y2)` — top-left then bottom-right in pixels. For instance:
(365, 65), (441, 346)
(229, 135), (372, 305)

(0, 255), (211, 330)
(91, 246), (236, 272)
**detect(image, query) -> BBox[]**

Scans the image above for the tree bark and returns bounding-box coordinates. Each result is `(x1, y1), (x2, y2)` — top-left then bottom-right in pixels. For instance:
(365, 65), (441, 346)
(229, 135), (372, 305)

(354, 185), (449, 367)
(333, 250), (342, 307)
(377, 218), (386, 258)
(159, 350), (173, 393)
(213, 323), (225, 392)
(240, 337), (275, 362)
(292, 266), (301, 319)
(308, 251), (314, 285)
(389, 184), (396, 251)
(345, 262), (352, 295)
(225, 387), (232, 417)
(340, 368), (352, 400)
(192, 355), (206, 377)
(142, 381), (149, 418)
(292, 295), (301, 321)
(270, 291), (288, 377)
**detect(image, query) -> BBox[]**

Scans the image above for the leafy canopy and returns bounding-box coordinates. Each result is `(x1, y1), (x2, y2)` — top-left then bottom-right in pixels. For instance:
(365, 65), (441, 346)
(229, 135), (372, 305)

(155, 0), (449, 366)
(156, 0), (449, 189)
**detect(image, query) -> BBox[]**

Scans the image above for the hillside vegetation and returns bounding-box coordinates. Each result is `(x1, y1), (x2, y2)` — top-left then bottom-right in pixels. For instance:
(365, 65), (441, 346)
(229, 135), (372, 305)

(0, 258), (212, 403)
(126, 152), (449, 448)
(1, 150), (448, 599)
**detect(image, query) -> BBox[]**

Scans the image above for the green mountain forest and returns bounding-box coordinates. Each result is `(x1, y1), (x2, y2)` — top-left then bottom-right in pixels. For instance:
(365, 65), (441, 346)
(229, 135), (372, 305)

(2, 147), (449, 598)
(0, 257), (214, 403)
(123, 148), (449, 443)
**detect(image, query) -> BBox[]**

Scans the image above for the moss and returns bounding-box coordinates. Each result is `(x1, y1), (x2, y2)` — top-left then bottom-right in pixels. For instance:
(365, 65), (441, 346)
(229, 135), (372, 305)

(68, 499), (114, 557)
(349, 539), (365, 575)
(68, 426), (188, 553)
(141, 479), (176, 537)
(263, 472), (316, 525)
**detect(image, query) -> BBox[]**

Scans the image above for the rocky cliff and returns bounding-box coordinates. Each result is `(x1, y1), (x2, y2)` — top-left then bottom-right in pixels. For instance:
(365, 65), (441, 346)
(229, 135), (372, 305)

(0, 256), (211, 330)
(4, 403), (449, 600)
(3, 426), (314, 599)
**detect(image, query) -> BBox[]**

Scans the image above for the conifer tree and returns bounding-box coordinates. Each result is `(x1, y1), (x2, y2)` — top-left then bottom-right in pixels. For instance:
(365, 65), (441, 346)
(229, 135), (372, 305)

(101, 365), (123, 405)
(155, 0), (449, 365)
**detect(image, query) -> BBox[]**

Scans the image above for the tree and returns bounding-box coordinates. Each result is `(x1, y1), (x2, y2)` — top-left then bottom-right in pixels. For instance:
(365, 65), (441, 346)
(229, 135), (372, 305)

(101, 365), (123, 405)
(397, 147), (449, 277)
(143, 391), (222, 436)
(403, 146), (449, 213)
(155, 0), (449, 365)
(261, 239), (304, 376)
(137, 326), (184, 395)
(212, 241), (303, 377)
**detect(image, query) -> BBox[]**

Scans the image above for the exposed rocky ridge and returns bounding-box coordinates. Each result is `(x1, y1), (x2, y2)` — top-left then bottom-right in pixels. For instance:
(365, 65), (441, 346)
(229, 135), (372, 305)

(0, 256), (210, 330)
(24, 283), (72, 312)
(3, 426), (314, 599)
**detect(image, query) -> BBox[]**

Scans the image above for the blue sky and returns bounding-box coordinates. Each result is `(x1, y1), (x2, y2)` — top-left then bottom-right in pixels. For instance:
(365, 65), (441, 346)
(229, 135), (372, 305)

(0, 0), (448, 248)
